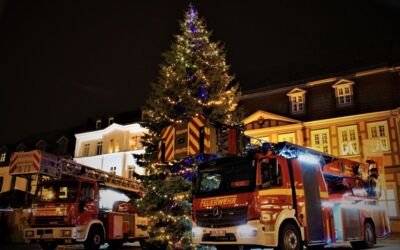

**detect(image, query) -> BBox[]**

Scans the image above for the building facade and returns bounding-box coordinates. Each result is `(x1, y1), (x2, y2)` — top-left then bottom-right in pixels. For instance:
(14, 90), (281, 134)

(74, 122), (147, 177)
(241, 66), (400, 232)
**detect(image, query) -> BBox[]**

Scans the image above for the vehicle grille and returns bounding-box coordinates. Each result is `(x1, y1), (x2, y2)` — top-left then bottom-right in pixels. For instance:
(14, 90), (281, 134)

(33, 216), (66, 226)
(195, 206), (247, 228)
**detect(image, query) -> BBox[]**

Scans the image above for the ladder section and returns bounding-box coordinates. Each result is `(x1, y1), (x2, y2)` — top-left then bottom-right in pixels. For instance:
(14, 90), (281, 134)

(61, 159), (144, 195)
(10, 150), (144, 195)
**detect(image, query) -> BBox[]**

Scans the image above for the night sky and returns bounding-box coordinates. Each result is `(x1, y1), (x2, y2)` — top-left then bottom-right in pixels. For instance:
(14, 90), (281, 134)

(0, 0), (399, 144)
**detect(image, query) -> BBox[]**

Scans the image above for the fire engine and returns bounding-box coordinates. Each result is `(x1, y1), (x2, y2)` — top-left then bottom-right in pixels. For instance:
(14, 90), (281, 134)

(9, 150), (148, 250)
(192, 142), (391, 250)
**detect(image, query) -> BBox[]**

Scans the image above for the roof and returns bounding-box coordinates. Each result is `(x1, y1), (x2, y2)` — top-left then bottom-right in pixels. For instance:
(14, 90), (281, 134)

(241, 63), (400, 99)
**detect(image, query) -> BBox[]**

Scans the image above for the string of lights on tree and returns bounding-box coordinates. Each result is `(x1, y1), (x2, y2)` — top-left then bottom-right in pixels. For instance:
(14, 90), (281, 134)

(135, 4), (242, 249)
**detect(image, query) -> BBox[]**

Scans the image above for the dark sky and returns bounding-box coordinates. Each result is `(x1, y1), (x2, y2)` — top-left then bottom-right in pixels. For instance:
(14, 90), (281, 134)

(0, 0), (399, 145)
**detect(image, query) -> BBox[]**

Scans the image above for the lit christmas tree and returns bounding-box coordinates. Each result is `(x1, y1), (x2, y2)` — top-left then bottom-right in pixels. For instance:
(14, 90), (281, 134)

(135, 4), (242, 249)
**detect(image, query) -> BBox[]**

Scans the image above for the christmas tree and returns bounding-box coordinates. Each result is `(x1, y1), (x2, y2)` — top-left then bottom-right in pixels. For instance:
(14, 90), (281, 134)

(135, 4), (242, 249)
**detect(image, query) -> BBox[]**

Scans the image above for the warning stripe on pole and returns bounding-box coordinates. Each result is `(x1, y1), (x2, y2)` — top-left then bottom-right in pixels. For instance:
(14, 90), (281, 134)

(188, 116), (210, 155)
(158, 125), (175, 162)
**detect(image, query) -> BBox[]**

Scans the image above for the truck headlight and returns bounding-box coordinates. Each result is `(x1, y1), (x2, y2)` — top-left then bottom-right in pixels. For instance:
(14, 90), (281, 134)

(25, 230), (34, 238)
(62, 230), (72, 237)
(261, 212), (271, 222)
(238, 225), (257, 237)
(192, 227), (202, 238)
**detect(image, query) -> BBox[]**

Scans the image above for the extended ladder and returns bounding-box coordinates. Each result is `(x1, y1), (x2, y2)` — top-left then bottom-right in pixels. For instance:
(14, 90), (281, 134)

(10, 150), (144, 195)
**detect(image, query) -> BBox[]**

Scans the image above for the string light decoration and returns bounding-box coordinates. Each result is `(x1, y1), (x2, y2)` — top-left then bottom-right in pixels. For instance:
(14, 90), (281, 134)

(136, 4), (243, 249)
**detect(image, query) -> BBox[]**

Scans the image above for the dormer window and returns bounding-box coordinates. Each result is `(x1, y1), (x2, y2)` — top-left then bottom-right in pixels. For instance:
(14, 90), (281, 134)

(36, 140), (47, 151)
(56, 136), (69, 155)
(96, 119), (102, 129)
(332, 79), (354, 107)
(287, 88), (306, 114)
(16, 143), (26, 152)
(108, 117), (114, 125)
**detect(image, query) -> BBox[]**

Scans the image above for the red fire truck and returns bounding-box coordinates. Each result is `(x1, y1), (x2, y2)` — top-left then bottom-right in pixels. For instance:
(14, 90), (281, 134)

(9, 150), (148, 250)
(192, 142), (390, 250)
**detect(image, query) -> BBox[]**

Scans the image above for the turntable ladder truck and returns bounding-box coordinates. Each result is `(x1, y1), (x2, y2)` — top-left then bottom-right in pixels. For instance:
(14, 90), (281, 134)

(9, 150), (148, 250)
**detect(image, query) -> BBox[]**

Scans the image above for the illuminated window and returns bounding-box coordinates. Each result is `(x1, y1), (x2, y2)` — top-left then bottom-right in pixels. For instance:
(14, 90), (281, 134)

(367, 120), (390, 151)
(292, 95), (304, 113)
(250, 136), (270, 146)
(108, 117), (114, 125)
(338, 125), (359, 156)
(287, 88), (306, 114)
(128, 165), (135, 179)
(332, 79), (354, 106)
(110, 166), (117, 175)
(96, 119), (102, 129)
(83, 144), (90, 157)
(0, 153), (6, 162)
(129, 136), (142, 150)
(96, 141), (103, 155)
(278, 133), (296, 143)
(114, 138), (119, 152)
(109, 139), (114, 153)
(311, 128), (331, 154)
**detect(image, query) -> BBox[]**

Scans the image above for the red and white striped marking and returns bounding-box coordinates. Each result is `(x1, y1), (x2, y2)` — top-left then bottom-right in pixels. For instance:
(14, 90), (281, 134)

(158, 125), (175, 162)
(9, 150), (41, 175)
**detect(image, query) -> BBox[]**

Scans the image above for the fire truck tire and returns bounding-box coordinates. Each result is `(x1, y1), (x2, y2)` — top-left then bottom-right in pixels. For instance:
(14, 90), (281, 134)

(350, 221), (375, 249)
(39, 241), (57, 250)
(84, 225), (104, 250)
(277, 222), (302, 250)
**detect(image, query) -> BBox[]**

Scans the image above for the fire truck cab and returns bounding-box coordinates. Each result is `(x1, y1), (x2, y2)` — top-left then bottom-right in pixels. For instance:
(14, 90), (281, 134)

(192, 142), (390, 250)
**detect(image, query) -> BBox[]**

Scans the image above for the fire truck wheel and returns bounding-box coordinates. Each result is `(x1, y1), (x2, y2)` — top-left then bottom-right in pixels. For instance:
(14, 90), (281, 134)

(84, 226), (104, 250)
(351, 222), (375, 249)
(278, 223), (302, 250)
(363, 222), (376, 248)
(39, 241), (57, 250)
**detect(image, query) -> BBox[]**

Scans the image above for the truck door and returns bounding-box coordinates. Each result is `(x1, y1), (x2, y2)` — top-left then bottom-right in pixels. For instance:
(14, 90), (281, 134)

(78, 181), (98, 224)
(299, 160), (325, 244)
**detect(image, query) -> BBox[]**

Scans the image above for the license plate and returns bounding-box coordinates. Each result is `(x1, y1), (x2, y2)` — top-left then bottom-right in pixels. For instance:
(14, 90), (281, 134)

(210, 230), (226, 237)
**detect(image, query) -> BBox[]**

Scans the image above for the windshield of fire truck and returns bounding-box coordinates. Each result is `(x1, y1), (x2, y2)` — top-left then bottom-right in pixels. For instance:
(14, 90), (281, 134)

(194, 157), (255, 197)
(36, 181), (78, 203)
